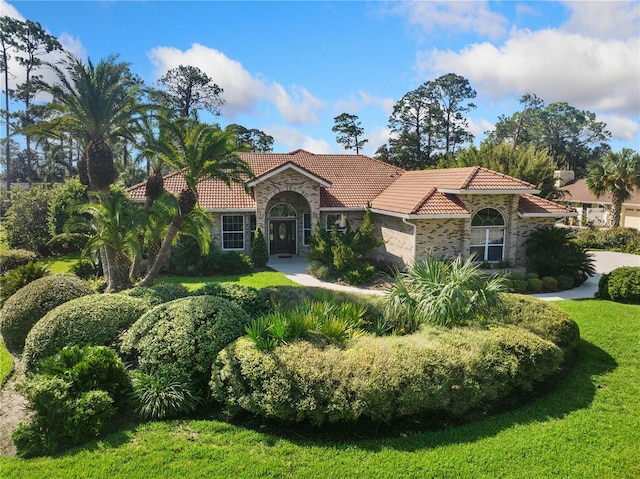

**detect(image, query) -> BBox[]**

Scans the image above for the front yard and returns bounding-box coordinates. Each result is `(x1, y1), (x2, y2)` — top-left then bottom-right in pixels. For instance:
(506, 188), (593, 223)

(1, 299), (638, 478)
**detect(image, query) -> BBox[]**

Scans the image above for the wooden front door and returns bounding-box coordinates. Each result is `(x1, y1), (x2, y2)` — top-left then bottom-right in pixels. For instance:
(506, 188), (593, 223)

(269, 220), (296, 255)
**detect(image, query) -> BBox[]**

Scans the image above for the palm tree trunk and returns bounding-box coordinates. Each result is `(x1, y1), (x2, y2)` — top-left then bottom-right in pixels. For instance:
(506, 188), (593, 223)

(103, 245), (121, 292)
(138, 215), (183, 287)
(611, 195), (622, 228)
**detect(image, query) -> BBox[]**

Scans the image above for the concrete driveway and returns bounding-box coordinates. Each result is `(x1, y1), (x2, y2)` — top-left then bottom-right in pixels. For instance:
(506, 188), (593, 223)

(269, 251), (640, 301)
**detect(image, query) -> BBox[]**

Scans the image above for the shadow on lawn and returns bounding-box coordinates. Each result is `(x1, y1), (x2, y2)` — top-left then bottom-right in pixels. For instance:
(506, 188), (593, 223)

(227, 338), (617, 452)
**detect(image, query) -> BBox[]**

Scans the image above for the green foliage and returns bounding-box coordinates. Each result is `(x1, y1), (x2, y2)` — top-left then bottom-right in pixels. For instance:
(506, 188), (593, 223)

(211, 324), (563, 425)
(526, 226), (595, 285)
(0, 248), (39, 273)
(556, 275), (574, 290)
(170, 237), (253, 276)
(342, 263), (376, 285)
(526, 277), (543, 293)
(120, 284), (190, 307)
(250, 227), (269, 268)
(0, 274), (94, 352)
(121, 295), (251, 395)
(575, 227), (640, 253)
(307, 260), (333, 281)
(190, 282), (269, 318)
(68, 258), (101, 279)
(541, 276), (558, 292)
(597, 267), (640, 304)
(512, 279), (528, 293)
(13, 345), (128, 457)
(47, 179), (88, 254)
(384, 255), (507, 330)
(22, 294), (147, 372)
(0, 261), (50, 303)
(128, 370), (200, 420)
(4, 185), (54, 254)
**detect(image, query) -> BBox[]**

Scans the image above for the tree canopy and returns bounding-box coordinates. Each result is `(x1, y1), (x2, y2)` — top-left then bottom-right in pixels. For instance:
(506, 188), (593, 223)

(332, 113), (368, 154)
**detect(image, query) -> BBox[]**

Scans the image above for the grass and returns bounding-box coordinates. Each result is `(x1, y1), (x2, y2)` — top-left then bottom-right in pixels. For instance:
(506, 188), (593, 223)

(159, 271), (299, 291)
(39, 252), (81, 274)
(0, 338), (13, 388)
(0, 298), (638, 478)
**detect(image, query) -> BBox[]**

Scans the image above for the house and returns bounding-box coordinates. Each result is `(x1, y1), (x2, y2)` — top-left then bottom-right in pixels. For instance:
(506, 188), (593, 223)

(127, 150), (575, 268)
(555, 171), (640, 230)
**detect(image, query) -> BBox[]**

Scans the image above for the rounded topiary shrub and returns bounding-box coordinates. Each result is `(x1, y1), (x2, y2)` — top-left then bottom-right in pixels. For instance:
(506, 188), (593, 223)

(0, 274), (95, 352)
(541, 277), (558, 292)
(527, 277), (543, 293)
(556, 275), (574, 291)
(22, 294), (148, 372)
(599, 266), (640, 304)
(0, 249), (39, 274)
(121, 295), (251, 393)
(513, 279), (528, 293)
(119, 284), (189, 308)
(190, 283), (269, 318)
(211, 325), (564, 425)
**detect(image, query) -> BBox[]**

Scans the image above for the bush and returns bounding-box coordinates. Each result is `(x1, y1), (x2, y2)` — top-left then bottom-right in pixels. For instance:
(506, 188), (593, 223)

(526, 277), (543, 293)
(525, 272), (539, 280)
(512, 280), (528, 293)
(342, 263), (377, 285)
(190, 283), (269, 318)
(211, 325), (563, 425)
(556, 275), (574, 291)
(128, 370), (200, 420)
(597, 267), (640, 304)
(22, 294), (148, 372)
(250, 227), (269, 268)
(69, 259), (101, 280)
(47, 179), (88, 254)
(0, 261), (50, 303)
(0, 274), (94, 352)
(541, 276), (558, 292)
(121, 296), (251, 395)
(4, 185), (54, 255)
(307, 260), (333, 281)
(12, 345), (127, 457)
(0, 249), (39, 274)
(497, 294), (580, 353)
(170, 238), (253, 276)
(576, 227), (640, 253)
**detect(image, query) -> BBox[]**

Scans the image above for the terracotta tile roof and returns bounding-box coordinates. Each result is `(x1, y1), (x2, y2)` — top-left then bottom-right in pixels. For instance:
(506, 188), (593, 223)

(127, 151), (567, 217)
(518, 194), (576, 216)
(561, 179), (640, 206)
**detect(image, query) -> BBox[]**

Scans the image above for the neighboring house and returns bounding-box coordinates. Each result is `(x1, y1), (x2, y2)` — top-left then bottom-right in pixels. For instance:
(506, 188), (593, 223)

(128, 149), (574, 268)
(555, 171), (640, 230)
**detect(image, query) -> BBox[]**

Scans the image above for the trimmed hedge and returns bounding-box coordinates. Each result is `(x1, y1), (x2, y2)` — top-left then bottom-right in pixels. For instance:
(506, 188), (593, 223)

(190, 283), (269, 318)
(211, 325), (564, 425)
(121, 295), (251, 394)
(120, 284), (190, 307)
(597, 267), (640, 304)
(0, 274), (95, 352)
(22, 294), (148, 372)
(0, 249), (39, 274)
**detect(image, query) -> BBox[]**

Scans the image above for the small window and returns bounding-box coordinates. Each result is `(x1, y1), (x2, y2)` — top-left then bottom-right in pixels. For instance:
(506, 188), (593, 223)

(222, 215), (244, 250)
(250, 214), (257, 237)
(303, 213), (311, 246)
(326, 213), (347, 232)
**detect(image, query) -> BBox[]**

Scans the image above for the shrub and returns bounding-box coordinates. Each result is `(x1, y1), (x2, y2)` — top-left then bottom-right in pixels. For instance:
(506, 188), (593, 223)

(0, 274), (94, 352)
(526, 277), (543, 293)
(342, 263), (377, 285)
(4, 185), (54, 254)
(526, 226), (595, 285)
(497, 294), (580, 353)
(0, 261), (50, 303)
(47, 178), (89, 254)
(22, 294), (147, 372)
(525, 272), (539, 280)
(12, 345), (127, 457)
(69, 259), (101, 279)
(121, 295), (251, 395)
(556, 275), (574, 291)
(250, 227), (269, 268)
(307, 260), (333, 281)
(0, 249), (39, 274)
(211, 325), (563, 425)
(191, 282), (269, 318)
(217, 251), (253, 274)
(598, 267), (640, 304)
(128, 370), (200, 420)
(512, 280), (528, 293)
(170, 238), (253, 276)
(541, 276), (558, 292)
(384, 255), (506, 330)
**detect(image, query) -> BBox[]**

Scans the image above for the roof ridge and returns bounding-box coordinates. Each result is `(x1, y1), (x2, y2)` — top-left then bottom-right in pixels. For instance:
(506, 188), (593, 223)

(459, 166), (481, 189)
(411, 186), (438, 214)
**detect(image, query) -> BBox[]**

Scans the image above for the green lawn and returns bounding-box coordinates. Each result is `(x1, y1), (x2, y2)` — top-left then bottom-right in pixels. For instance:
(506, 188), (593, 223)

(39, 252), (82, 274)
(1, 299), (638, 478)
(0, 338), (13, 388)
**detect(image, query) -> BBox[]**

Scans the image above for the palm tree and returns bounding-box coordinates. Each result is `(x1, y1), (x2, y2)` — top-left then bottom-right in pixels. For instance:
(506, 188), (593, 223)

(138, 117), (254, 286)
(586, 148), (640, 227)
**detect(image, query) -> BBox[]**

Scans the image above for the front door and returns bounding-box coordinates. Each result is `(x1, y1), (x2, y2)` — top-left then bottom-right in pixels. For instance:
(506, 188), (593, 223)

(269, 220), (296, 255)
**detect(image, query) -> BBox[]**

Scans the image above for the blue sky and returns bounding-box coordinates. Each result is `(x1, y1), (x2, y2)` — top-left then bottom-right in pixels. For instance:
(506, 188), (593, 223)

(3, 0), (639, 157)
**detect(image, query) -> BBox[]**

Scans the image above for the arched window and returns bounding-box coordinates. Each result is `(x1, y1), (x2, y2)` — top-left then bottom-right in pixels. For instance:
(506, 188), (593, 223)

(269, 203), (297, 218)
(470, 208), (505, 262)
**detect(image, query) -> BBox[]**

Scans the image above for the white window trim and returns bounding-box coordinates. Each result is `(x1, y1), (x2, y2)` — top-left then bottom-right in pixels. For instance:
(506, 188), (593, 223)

(221, 214), (245, 251)
(470, 208), (506, 262)
(326, 213), (347, 232)
(303, 213), (312, 246)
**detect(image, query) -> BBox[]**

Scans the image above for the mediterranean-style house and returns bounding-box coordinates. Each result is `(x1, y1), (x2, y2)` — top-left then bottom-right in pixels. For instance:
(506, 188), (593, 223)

(555, 171), (640, 230)
(128, 149), (575, 268)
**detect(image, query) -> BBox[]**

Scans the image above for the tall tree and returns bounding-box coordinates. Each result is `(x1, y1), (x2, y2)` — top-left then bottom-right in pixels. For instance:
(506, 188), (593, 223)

(226, 124), (274, 152)
(428, 73), (476, 157)
(10, 19), (62, 169)
(585, 148), (640, 227)
(0, 16), (20, 191)
(490, 94), (611, 173)
(332, 113), (368, 154)
(138, 117), (253, 286)
(155, 65), (224, 119)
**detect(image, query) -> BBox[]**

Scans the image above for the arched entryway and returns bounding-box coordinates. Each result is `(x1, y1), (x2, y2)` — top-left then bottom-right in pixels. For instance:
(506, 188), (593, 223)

(268, 203), (297, 255)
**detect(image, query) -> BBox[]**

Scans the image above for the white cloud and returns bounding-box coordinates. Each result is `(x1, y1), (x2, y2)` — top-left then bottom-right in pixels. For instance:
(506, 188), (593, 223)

(264, 124), (334, 154)
(467, 117), (495, 139)
(419, 29), (640, 117)
(0, 0), (23, 19)
(562, 0), (640, 39)
(364, 125), (392, 155)
(597, 114), (639, 142)
(149, 43), (324, 124)
(333, 91), (394, 115)
(384, 0), (508, 40)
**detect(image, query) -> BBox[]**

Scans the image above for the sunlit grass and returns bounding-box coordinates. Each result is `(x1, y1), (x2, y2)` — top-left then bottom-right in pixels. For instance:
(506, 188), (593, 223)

(159, 271), (299, 291)
(39, 252), (82, 274)
(1, 299), (638, 478)
(0, 338), (13, 387)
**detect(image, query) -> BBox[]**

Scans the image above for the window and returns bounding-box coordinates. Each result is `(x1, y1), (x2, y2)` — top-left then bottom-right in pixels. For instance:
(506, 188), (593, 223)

(222, 215), (244, 250)
(326, 213), (347, 232)
(269, 204), (296, 218)
(470, 208), (505, 262)
(303, 213), (311, 246)
(250, 214), (257, 237)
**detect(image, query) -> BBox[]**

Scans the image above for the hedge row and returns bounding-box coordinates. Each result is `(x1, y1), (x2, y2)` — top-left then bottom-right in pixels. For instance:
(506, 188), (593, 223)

(0, 249), (39, 274)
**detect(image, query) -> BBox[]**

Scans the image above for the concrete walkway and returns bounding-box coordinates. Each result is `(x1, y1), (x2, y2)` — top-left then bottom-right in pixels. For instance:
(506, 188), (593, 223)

(268, 251), (640, 301)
